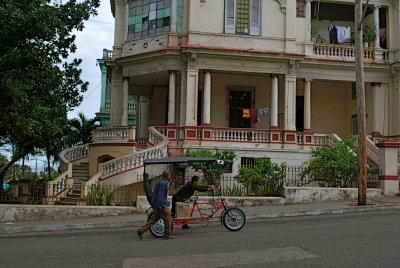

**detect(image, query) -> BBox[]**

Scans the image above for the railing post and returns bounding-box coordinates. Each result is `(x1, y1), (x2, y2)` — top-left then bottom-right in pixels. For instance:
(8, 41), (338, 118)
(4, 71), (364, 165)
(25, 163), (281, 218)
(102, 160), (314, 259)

(377, 140), (400, 195)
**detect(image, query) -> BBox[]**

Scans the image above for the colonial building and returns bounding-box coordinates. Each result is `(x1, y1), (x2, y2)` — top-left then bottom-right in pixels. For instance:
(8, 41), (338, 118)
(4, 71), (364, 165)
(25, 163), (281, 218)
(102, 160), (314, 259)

(51, 0), (399, 204)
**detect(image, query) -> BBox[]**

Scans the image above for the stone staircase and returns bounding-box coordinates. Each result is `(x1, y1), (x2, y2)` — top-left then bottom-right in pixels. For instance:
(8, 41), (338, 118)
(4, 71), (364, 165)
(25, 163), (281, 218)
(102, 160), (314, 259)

(55, 162), (89, 205)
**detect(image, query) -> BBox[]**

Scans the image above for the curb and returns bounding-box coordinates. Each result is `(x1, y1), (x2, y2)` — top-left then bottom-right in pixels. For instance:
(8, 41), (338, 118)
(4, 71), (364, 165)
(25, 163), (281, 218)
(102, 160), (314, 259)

(1, 205), (400, 235)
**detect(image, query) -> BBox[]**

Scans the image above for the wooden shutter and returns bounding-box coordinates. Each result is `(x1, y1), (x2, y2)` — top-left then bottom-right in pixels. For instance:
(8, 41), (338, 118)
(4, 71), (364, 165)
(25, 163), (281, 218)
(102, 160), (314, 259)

(250, 0), (260, 35)
(225, 0), (236, 34)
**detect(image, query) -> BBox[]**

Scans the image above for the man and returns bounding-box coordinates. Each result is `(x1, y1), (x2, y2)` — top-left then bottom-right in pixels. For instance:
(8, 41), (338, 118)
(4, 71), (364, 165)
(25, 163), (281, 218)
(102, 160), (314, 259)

(172, 175), (215, 229)
(136, 170), (174, 240)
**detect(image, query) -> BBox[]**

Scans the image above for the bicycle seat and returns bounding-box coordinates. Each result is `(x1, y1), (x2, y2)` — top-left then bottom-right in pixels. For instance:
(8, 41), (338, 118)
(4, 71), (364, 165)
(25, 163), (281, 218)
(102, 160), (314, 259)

(189, 196), (198, 201)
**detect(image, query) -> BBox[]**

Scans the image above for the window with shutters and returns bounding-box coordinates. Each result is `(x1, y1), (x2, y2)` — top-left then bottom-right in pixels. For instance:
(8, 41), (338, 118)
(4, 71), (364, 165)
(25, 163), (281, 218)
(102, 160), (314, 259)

(224, 0), (260, 35)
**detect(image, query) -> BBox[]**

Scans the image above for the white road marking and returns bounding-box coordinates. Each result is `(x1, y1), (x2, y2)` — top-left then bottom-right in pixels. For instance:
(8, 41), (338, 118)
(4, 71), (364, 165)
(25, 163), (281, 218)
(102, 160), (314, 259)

(123, 247), (318, 267)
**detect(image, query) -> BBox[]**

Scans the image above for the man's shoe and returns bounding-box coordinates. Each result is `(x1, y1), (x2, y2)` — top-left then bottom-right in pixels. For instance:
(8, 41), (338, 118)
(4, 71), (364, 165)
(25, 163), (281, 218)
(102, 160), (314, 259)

(162, 235), (176, 240)
(182, 225), (190, 230)
(136, 230), (143, 240)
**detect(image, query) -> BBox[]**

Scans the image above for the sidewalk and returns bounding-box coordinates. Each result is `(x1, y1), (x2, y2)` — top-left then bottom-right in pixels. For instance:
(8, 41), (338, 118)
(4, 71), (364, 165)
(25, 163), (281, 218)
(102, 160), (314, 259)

(1, 196), (400, 235)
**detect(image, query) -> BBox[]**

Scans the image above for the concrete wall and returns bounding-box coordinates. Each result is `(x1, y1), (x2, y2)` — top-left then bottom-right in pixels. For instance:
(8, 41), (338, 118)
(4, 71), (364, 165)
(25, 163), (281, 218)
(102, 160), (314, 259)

(88, 144), (135, 177)
(188, 0), (285, 38)
(0, 205), (137, 222)
(284, 187), (384, 204)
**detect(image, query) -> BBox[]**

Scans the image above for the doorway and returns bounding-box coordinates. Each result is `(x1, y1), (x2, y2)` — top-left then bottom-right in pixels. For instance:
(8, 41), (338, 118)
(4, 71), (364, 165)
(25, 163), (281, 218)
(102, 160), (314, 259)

(229, 89), (253, 128)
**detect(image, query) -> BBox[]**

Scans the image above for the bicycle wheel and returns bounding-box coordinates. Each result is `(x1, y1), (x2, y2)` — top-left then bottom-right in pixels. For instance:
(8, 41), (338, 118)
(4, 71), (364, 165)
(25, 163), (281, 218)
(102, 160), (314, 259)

(147, 212), (174, 238)
(148, 212), (164, 238)
(222, 207), (246, 231)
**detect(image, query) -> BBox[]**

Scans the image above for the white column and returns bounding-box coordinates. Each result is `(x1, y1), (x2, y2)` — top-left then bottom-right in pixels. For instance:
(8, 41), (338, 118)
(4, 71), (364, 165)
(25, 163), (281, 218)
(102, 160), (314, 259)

(305, 0), (312, 42)
(203, 71), (211, 125)
(168, 71), (176, 125)
(170, 0), (177, 32)
(113, 0), (126, 57)
(270, 75), (279, 128)
(304, 79), (312, 130)
(110, 70), (122, 127)
(284, 75), (297, 130)
(121, 77), (129, 126)
(374, 5), (380, 48)
(137, 96), (150, 140)
(372, 83), (381, 135)
(185, 68), (199, 126)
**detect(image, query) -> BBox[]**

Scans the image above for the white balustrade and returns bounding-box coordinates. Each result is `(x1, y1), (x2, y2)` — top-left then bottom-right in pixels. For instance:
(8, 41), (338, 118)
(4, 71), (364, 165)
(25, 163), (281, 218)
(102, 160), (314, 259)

(204, 128), (270, 143)
(366, 136), (379, 166)
(61, 144), (90, 162)
(93, 126), (135, 143)
(102, 127), (168, 179)
(313, 134), (333, 146)
(313, 44), (374, 60)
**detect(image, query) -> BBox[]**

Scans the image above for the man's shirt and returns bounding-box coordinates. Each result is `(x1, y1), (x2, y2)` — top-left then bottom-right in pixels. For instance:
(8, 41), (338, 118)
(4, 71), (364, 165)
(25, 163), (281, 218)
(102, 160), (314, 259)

(152, 178), (169, 209)
(173, 181), (208, 201)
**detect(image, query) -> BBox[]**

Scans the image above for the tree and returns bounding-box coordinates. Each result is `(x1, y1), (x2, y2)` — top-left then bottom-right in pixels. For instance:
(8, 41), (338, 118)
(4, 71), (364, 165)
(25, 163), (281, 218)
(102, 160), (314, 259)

(0, 0), (100, 186)
(68, 112), (100, 145)
(184, 149), (236, 185)
(299, 137), (360, 188)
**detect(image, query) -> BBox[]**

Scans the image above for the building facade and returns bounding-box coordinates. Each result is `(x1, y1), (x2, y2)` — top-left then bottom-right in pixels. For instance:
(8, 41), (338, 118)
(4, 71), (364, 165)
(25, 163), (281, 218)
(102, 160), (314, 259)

(104, 0), (398, 166)
(96, 49), (137, 127)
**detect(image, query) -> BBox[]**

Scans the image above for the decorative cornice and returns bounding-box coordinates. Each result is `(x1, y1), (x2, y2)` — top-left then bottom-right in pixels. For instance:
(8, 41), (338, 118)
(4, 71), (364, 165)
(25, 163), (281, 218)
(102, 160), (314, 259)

(390, 64), (400, 78)
(288, 59), (300, 74)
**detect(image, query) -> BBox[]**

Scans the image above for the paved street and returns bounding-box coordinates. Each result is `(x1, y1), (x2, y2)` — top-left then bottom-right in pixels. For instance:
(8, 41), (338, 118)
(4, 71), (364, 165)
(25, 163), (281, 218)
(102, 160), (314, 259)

(1, 210), (400, 268)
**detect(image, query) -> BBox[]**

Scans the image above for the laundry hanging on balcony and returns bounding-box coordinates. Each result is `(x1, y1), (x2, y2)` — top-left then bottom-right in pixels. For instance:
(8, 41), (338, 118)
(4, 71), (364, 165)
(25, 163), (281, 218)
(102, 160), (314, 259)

(329, 24), (351, 44)
(242, 107), (270, 123)
(242, 109), (251, 118)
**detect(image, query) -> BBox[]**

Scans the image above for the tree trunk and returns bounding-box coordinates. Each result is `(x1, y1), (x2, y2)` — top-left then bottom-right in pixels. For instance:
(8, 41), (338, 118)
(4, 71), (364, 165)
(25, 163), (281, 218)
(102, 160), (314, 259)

(47, 155), (51, 181)
(0, 157), (20, 187)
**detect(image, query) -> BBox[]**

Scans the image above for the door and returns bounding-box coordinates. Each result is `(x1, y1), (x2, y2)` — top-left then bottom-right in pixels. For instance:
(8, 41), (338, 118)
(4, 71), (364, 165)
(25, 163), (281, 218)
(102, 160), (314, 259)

(229, 89), (252, 128)
(296, 96), (304, 131)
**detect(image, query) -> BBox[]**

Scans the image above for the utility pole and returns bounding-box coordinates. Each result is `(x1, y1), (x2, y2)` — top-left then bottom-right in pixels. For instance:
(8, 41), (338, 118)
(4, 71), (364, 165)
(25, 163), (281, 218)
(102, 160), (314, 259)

(355, 0), (368, 206)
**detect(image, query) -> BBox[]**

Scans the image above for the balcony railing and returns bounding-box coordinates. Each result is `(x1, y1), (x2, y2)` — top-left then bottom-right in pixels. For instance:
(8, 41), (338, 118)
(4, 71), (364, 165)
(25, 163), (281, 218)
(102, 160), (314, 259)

(102, 49), (113, 59)
(155, 126), (334, 146)
(102, 127), (168, 179)
(312, 44), (390, 62)
(92, 126), (135, 143)
(313, 44), (376, 60)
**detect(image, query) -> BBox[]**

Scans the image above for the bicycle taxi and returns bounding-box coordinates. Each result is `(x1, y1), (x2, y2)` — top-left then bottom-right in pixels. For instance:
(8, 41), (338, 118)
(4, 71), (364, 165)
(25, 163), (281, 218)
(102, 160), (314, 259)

(143, 157), (246, 238)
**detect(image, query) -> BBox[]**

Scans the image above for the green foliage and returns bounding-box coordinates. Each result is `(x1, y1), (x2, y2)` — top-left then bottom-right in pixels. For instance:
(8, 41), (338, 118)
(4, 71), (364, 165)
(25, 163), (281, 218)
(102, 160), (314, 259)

(311, 22), (326, 44)
(0, 0), (100, 185)
(363, 23), (377, 43)
(86, 185), (115, 206)
(224, 184), (245, 197)
(235, 158), (286, 196)
(300, 137), (359, 187)
(68, 113), (100, 145)
(184, 149), (236, 185)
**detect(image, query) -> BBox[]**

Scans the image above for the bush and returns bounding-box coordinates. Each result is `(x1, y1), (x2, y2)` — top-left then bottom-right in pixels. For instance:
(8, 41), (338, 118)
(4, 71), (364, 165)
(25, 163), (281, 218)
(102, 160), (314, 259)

(235, 158), (286, 196)
(300, 136), (359, 187)
(86, 185), (115, 206)
(184, 149), (236, 185)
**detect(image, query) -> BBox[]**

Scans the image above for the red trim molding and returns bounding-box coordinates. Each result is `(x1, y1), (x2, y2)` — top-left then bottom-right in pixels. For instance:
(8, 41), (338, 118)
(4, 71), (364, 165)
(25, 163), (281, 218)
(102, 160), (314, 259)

(376, 140), (400, 148)
(378, 175), (399, 181)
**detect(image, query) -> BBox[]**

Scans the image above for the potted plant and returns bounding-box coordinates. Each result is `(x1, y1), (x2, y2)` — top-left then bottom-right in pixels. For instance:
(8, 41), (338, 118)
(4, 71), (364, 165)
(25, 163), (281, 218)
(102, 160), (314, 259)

(311, 22), (326, 44)
(363, 23), (376, 48)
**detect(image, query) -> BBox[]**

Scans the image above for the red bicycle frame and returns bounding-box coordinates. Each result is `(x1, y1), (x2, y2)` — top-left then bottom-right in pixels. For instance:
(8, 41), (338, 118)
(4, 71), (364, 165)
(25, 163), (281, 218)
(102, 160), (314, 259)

(173, 199), (226, 227)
